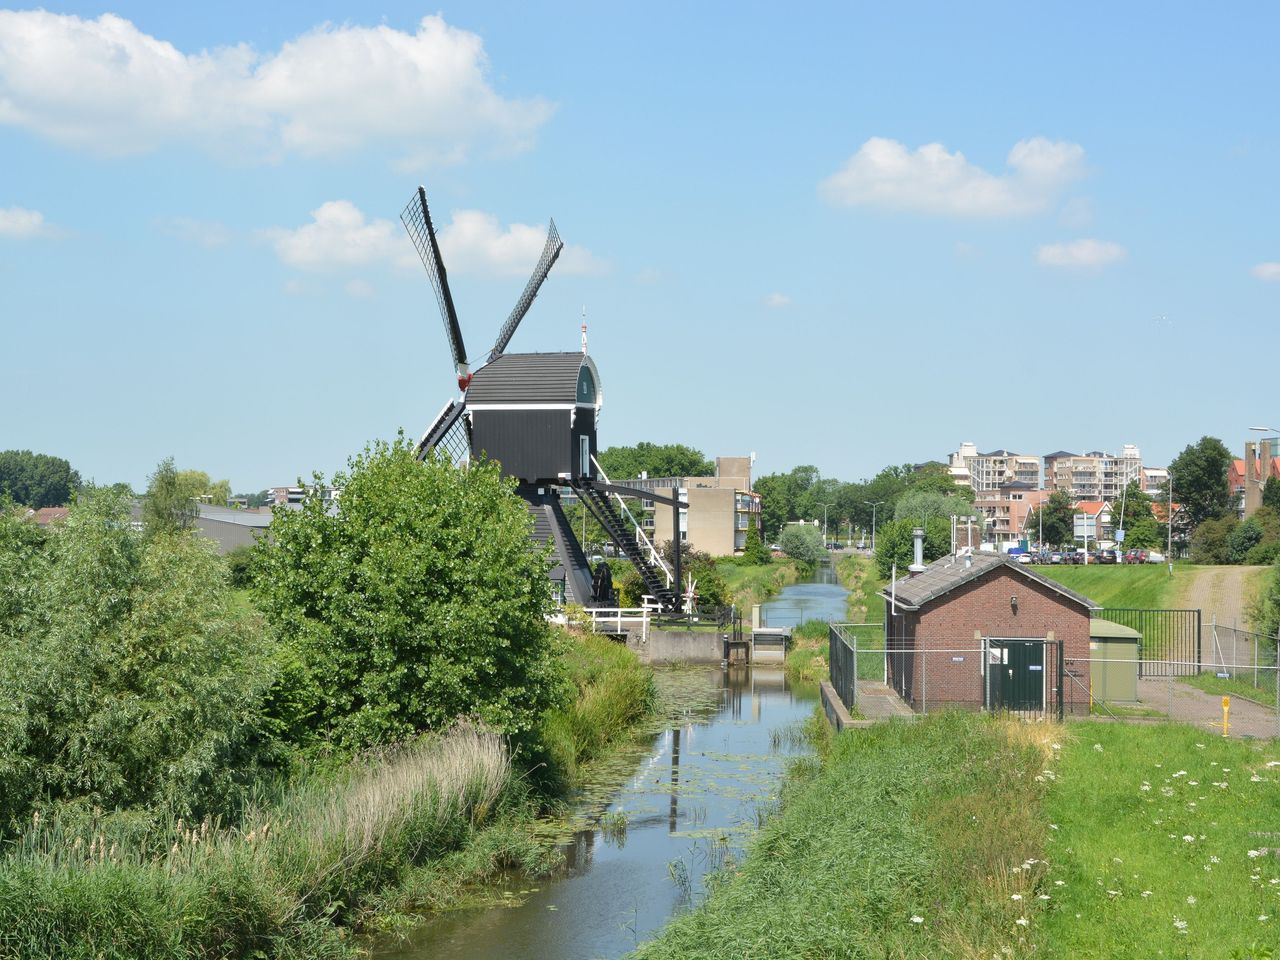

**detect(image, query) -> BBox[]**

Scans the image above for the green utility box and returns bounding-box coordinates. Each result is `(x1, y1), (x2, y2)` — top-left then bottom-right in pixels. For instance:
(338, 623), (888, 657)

(1089, 620), (1141, 703)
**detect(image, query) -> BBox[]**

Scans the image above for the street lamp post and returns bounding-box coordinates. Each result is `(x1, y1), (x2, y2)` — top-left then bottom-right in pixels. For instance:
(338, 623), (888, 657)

(864, 500), (885, 553)
(820, 502), (834, 546)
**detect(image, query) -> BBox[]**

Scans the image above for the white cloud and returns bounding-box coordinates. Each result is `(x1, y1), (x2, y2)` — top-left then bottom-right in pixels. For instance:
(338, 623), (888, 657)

(264, 201), (604, 277)
(1251, 262), (1280, 281)
(1037, 238), (1127, 269)
(0, 11), (552, 162)
(344, 278), (375, 299)
(0, 206), (56, 238)
(263, 200), (400, 270)
(820, 136), (1086, 217)
(154, 216), (230, 248)
(764, 292), (790, 307)
(438, 210), (605, 276)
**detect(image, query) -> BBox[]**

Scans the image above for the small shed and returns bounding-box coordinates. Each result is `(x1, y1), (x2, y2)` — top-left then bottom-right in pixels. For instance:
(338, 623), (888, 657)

(879, 552), (1099, 715)
(465, 352), (602, 485)
(1088, 620), (1141, 703)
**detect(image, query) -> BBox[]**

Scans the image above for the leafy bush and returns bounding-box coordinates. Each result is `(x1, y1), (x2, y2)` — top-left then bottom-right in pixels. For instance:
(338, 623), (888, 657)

(0, 487), (279, 829)
(739, 524), (771, 565)
(254, 436), (561, 751)
(778, 524), (825, 566)
(874, 516), (951, 578)
(223, 544), (256, 589)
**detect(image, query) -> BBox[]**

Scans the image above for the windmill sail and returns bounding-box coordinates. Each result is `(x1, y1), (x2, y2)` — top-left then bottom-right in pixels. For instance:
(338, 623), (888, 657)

(487, 219), (564, 363)
(401, 187), (471, 390)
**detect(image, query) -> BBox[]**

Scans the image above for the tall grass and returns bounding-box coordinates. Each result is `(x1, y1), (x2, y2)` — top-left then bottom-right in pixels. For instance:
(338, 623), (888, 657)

(632, 712), (1052, 959)
(0, 725), (515, 960)
(535, 633), (656, 792)
(716, 557), (801, 609)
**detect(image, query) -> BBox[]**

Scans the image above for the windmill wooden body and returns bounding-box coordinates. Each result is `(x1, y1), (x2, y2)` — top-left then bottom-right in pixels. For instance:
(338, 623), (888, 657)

(401, 187), (684, 610)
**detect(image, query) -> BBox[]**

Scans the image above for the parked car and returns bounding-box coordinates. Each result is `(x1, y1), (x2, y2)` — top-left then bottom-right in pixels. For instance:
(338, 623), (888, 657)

(1015, 553), (1034, 564)
(1146, 551), (1165, 563)
(1049, 552), (1064, 564)
(1097, 549), (1118, 564)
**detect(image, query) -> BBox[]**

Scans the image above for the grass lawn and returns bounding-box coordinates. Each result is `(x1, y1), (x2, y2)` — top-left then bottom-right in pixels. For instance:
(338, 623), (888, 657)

(1182, 672), (1279, 709)
(1038, 721), (1280, 959)
(1035, 563), (1186, 609)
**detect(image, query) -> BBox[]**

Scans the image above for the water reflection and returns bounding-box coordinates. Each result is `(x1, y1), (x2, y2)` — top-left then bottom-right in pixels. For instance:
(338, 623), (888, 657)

(376, 666), (815, 960)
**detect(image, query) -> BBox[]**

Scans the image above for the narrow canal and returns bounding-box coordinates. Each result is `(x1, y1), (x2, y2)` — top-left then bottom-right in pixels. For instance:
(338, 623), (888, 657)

(759, 557), (847, 627)
(378, 563), (847, 960)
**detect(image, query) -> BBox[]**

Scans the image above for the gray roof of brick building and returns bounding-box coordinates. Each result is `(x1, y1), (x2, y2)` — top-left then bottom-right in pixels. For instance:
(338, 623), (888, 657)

(878, 552), (1099, 611)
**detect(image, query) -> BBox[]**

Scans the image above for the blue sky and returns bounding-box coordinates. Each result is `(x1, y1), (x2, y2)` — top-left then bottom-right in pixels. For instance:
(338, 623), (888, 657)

(3, 3), (1278, 491)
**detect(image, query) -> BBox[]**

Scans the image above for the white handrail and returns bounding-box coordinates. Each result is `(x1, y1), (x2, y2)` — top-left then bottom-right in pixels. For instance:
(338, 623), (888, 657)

(589, 456), (674, 586)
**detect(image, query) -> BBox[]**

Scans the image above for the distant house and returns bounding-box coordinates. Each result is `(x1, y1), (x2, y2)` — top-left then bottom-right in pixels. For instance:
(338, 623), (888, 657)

(879, 551), (1098, 714)
(29, 507), (69, 526)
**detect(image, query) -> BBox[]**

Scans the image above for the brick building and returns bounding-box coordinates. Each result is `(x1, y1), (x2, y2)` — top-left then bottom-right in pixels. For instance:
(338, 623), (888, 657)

(879, 551), (1097, 714)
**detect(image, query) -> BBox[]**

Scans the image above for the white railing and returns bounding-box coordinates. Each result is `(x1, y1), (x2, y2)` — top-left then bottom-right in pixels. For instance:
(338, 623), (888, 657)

(587, 606), (650, 641)
(590, 456), (674, 587)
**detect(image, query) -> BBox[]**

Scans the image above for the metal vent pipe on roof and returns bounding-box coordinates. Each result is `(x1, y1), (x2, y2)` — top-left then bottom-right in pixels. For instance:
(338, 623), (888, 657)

(910, 527), (926, 573)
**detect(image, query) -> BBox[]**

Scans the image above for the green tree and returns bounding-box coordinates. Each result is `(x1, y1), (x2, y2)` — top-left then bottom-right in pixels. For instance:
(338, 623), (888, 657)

(1168, 436), (1234, 529)
(1124, 515), (1164, 549)
(740, 524), (770, 565)
(893, 489), (980, 524)
(779, 524), (825, 566)
(0, 450), (81, 508)
(1189, 515), (1237, 565)
(659, 541), (729, 606)
(1264, 476), (1280, 512)
(0, 499), (47, 630)
(1248, 561), (1280, 643)
(0, 487), (276, 825)
(142, 457), (198, 535)
(596, 442), (715, 480)
(1026, 490), (1076, 547)
(873, 517), (952, 579)
(253, 436), (561, 750)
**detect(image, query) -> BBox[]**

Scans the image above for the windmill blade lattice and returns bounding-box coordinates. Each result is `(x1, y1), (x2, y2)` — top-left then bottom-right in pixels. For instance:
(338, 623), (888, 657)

(401, 187), (470, 387)
(487, 219), (564, 363)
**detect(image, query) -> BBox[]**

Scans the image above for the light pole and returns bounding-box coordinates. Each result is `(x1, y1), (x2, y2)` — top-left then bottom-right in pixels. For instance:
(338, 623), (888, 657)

(864, 500), (885, 553)
(820, 502), (834, 546)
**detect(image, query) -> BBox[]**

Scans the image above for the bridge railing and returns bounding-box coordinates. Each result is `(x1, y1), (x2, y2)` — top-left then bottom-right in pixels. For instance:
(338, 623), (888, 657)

(590, 456), (674, 587)
(586, 606), (650, 641)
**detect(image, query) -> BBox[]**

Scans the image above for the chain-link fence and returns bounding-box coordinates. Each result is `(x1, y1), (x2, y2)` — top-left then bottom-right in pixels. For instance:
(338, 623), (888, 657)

(828, 624), (1279, 737)
(1067, 656), (1279, 738)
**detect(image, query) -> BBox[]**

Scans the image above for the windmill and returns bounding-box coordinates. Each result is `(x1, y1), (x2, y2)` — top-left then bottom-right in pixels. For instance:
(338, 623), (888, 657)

(400, 186), (684, 610)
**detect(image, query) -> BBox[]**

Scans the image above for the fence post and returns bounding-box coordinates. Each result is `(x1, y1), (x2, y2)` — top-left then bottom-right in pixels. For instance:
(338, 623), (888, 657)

(1055, 633), (1064, 722)
(921, 647), (927, 715)
(1167, 674), (1174, 723)
(851, 631), (858, 713)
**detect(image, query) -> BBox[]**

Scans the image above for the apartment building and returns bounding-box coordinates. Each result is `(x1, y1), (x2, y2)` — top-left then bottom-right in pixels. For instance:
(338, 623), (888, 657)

(948, 443), (1041, 492)
(1043, 445), (1142, 503)
(635, 456), (762, 556)
(973, 482), (1050, 546)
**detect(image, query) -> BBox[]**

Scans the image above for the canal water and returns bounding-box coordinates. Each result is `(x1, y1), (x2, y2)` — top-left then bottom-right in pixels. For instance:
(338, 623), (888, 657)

(377, 564), (848, 960)
(759, 558), (848, 628)
(377, 667), (817, 960)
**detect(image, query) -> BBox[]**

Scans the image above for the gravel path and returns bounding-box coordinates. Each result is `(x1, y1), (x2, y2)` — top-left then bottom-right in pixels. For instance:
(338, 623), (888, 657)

(1175, 565), (1266, 627)
(1135, 677), (1277, 738)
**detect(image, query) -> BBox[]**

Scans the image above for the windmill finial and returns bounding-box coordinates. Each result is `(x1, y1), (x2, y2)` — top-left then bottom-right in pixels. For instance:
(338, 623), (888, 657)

(581, 305), (588, 354)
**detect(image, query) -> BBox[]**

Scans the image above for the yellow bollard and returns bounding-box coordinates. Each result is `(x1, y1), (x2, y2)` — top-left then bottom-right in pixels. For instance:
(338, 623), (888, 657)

(1222, 695), (1230, 738)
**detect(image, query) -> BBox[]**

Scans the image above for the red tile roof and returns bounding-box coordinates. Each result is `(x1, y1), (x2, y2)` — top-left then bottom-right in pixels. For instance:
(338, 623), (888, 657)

(31, 507), (69, 526)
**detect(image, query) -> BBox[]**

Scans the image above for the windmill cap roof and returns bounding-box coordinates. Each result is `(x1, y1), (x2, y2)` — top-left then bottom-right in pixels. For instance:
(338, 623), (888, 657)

(879, 551), (1099, 611)
(465, 352), (599, 405)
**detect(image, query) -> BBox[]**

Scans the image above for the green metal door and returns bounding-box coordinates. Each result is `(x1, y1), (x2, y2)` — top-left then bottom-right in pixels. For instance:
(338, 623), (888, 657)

(986, 640), (1045, 711)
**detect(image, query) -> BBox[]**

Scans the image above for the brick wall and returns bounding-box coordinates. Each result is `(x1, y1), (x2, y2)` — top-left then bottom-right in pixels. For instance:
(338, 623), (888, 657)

(891, 567), (1091, 711)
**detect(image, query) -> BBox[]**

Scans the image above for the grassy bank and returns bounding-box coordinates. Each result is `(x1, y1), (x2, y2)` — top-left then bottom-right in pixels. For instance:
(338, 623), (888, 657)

(631, 713), (1051, 959)
(1038, 722), (1280, 958)
(0, 632), (655, 959)
(633, 710), (1280, 960)
(1035, 563), (1184, 609)
(1181, 671), (1279, 708)
(716, 557), (802, 610)
(836, 552), (885, 623)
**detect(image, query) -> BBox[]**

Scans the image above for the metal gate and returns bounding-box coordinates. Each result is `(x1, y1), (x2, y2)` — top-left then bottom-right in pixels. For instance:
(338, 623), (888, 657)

(984, 638), (1063, 719)
(1092, 608), (1201, 677)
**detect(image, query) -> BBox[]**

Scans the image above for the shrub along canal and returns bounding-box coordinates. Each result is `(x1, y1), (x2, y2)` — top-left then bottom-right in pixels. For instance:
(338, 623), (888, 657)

(376, 564), (850, 959)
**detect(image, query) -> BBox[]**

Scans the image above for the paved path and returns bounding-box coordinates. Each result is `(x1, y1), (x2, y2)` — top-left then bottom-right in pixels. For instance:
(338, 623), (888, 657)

(1135, 677), (1277, 738)
(856, 680), (915, 720)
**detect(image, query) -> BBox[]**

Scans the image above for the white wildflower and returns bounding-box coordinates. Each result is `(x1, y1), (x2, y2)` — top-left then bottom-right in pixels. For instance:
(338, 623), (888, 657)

(1186, 895), (1197, 905)
(1210, 856), (1220, 864)
(1015, 917), (1029, 927)
(1183, 835), (1196, 843)
(1250, 850), (1263, 858)
(910, 915), (924, 924)
(1094, 743), (1104, 752)
(1011, 894), (1023, 901)
(1141, 890), (1153, 897)
(1173, 917), (1188, 931)
(1037, 894), (1050, 900)
(1054, 880), (1065, 886)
